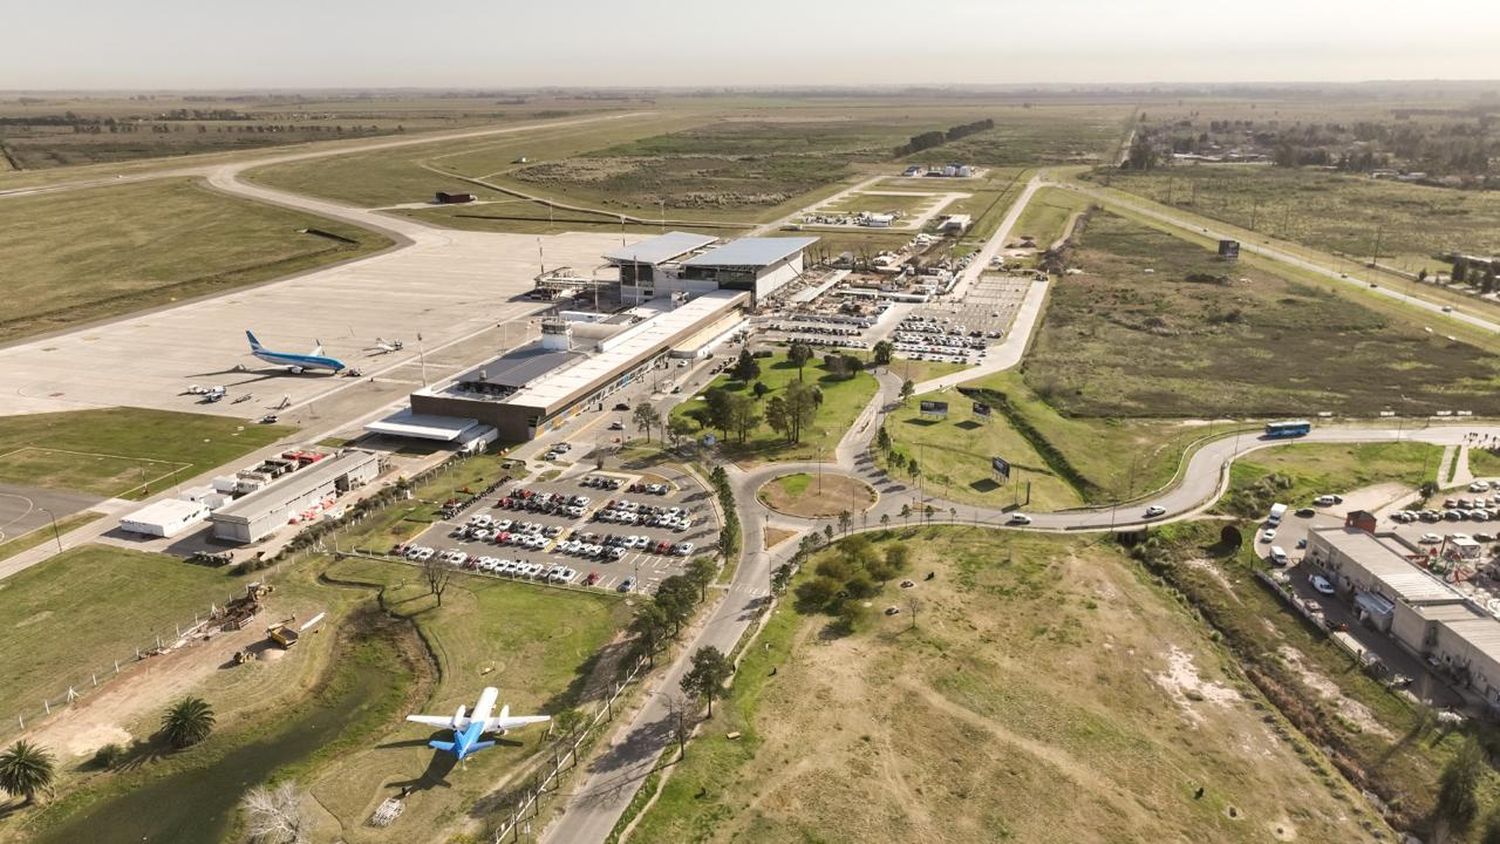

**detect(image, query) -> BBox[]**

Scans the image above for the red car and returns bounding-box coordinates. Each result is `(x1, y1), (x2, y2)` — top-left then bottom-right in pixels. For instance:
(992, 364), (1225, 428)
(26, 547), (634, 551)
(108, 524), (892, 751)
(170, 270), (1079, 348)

(655, 541), (672, 555)
(583, 572), (600, 586)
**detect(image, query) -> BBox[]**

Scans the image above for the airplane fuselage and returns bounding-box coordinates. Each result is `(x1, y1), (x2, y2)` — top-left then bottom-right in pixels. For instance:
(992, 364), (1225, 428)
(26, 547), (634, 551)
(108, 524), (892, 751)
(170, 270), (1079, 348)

(251, 348), (347, 373)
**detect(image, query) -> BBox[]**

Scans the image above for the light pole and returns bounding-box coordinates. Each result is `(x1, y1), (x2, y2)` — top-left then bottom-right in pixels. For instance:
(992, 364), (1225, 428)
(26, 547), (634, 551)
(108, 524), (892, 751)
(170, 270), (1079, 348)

(37, 507), (62, 554)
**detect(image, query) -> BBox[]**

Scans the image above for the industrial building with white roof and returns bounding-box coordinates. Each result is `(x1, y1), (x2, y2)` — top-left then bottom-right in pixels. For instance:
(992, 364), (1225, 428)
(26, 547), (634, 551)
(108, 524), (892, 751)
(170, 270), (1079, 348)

(1307, 525), (1500, 707)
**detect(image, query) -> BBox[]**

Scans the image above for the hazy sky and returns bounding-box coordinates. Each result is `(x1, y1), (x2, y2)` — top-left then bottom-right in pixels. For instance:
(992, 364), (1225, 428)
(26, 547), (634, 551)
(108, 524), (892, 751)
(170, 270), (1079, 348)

(7, 0), (1500, 89)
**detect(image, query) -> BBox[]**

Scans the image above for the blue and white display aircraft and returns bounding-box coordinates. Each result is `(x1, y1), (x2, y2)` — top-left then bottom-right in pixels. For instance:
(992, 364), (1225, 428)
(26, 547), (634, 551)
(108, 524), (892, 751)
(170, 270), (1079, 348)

(406, 687), (551, 761)
(246, 330), (347, 374)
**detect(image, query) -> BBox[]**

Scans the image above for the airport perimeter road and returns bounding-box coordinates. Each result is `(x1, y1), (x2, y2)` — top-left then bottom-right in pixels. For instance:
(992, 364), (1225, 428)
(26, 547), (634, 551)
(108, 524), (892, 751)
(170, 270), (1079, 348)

(948, 173), (1043, 300)
(1063, 182), (1500, 335)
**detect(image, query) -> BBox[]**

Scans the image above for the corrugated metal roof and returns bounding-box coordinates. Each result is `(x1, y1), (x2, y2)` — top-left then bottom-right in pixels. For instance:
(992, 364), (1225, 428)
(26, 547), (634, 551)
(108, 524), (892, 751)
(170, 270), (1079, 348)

(681, 237), (819, 268)
(455, 346), (584, 389)
(214, 451), (379, 522)
(604, 232), (718, 265)
(1317, 527), (1461, 604)
(366, 409), (481, 442)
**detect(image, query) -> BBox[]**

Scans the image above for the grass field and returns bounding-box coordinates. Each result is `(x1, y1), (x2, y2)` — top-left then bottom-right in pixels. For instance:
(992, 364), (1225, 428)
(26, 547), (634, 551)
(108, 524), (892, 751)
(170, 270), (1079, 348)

(0, 408), (294, 498)
(314, 555), (630, 842)
(1104, 166), (1500, 276)
(0, 178), (391, 343)
(818, 191), (940, 217)
(1469, 447), (1500, 480)
(672, 352), (878, 464)
(901, 105), (1133, 167)
(247, 113), (706, 210)
(1023, 211), (1500, 418)
(1221, 441), (1442, 517)
(877, 391), (1084, 512)
(757, 472), (875, 518)
(1012, 185), (1094, 247)
(0, 545), (240, 722)
(629, 527), (1382, 842)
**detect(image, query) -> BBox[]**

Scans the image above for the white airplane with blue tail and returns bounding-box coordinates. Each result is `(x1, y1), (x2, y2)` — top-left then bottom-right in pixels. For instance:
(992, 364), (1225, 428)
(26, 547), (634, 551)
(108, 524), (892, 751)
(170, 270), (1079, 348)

(406, 687), (551, 761)
(246, 330), (347, 374)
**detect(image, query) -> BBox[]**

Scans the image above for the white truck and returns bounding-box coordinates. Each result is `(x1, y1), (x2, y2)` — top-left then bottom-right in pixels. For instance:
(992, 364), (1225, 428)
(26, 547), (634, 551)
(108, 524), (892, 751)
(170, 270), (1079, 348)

(1267, 502), (1288, 526)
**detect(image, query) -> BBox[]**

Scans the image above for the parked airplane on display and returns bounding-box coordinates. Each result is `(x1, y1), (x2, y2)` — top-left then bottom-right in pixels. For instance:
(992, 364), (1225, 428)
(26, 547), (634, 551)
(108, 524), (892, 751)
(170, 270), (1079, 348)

(246, 330), (347, 374)
(406, 687), (551, 761)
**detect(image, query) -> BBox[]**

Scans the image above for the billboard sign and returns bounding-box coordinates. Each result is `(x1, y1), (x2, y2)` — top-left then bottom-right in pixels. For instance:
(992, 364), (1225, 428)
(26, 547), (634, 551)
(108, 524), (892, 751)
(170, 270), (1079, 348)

(991, 456), (1011, 478)
(1217, 239), (1240, 260)
(919, 400), (949, 417)
(972, 401), (991, 417)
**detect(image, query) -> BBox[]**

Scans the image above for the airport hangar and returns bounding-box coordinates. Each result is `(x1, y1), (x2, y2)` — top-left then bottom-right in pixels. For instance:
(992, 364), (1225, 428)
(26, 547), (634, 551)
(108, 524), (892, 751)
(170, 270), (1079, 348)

(368, 233), (818, 444)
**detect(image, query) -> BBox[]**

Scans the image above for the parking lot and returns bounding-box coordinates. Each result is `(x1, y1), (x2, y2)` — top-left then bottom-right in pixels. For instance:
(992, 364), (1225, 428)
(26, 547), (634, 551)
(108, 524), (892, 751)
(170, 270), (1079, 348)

(395, 460), (718, 595)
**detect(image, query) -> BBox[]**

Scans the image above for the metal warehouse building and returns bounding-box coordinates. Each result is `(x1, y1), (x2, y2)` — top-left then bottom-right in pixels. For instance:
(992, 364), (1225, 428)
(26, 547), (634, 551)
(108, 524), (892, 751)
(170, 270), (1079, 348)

(210, 449), (382, 544)
(608, 233), (817, 306)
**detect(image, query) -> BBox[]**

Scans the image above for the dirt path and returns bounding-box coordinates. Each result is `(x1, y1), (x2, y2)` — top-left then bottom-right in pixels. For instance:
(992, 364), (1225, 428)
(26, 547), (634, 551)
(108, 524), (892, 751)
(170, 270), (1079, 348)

(21, 620), (268, 759)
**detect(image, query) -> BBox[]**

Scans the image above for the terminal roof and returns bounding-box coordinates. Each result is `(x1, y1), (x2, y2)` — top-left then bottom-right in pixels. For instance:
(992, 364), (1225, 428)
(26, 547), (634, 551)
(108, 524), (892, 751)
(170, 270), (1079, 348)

(681, 237), (819, 268)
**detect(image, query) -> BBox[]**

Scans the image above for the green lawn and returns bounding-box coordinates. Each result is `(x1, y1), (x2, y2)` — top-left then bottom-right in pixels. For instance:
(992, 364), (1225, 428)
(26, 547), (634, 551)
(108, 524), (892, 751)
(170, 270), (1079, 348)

(673, 353), (878, 464)
(0, 408), (294, 498)
(878, 391), (1083, 512)
(819, 191), (938, 217)
(0, 178), (391, 344)
(1469, 447), (1500, 481)
(315, 555), (630, 837)
(0, 545), (241, 721)
(1012, 185), (1093, 247)
(1219, 441), (1442, 517)
(1023, 210), (1500, 418)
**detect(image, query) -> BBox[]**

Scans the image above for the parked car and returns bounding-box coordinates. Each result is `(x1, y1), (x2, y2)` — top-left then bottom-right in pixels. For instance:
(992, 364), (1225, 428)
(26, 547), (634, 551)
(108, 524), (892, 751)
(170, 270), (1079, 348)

(1309, 574), (1336, 596)
(1007, 513), (1032, 525)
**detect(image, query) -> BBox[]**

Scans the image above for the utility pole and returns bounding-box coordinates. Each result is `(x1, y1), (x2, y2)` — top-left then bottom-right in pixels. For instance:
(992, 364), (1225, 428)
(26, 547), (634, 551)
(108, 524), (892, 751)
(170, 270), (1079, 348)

(1371, 224), (1383, 268)
(38, 507), (62, 553)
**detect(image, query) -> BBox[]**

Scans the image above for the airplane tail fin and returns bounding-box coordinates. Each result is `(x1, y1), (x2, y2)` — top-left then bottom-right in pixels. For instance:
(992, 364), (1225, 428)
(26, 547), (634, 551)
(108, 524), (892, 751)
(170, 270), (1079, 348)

(246, 330), (263, 351)
(311, 340), (325, 356)
(499, 705), (509, 721)
(428, 740), (456, 753)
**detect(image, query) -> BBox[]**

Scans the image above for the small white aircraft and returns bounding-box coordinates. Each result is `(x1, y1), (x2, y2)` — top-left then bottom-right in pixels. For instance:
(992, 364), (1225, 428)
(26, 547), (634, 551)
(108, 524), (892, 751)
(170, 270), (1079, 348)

(406, 687), (550, 761)
(365, 337), (405, 355)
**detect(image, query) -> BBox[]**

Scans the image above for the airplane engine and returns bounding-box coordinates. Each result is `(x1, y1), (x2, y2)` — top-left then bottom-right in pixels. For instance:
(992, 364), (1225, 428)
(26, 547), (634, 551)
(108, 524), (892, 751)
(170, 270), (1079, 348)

(289, 366), (304, 375)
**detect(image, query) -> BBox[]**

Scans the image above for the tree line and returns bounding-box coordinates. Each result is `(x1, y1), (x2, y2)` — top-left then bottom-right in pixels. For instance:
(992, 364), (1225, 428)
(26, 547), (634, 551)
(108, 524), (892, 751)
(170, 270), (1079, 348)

(894, 118), (996, 157)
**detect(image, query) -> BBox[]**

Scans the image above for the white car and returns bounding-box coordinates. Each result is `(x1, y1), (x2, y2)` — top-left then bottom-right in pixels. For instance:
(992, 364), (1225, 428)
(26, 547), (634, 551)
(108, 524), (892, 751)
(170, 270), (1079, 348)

(609, 546), (626, 560)
(1419, 532), (1443, 544)
(1470, 481), (1492, 493)
(1308, 574), (1336, 596)
(1143, 505), (1166, 519)
(1260, 528), (1277, 543)
(1007, 513), (1032, 525)
(494, 519), (512, 531)
(674, 542), (695, 556)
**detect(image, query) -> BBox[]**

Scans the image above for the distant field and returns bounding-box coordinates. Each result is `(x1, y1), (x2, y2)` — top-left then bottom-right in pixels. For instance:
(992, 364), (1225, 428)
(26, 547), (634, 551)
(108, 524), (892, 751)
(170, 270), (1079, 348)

(0, 178), (390, 343)
(630, 528), (1382, 842)
(0, 545), (240, 722)
(903, 104), (1133, 166)
(1104, 165), (1500, 275)
(1023, 211), (1500, 418)
(1222, 441), (1440, 515)
(0, 92), (630, 170)
(247, 113), (705, 209)
(819, 191), (939, 217)
(0, 408), (293, 498)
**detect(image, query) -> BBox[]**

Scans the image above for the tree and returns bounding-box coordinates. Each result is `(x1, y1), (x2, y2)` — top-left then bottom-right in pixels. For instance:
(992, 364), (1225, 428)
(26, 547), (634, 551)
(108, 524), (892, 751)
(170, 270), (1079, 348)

(872, 340), (894, 367)
(899, 379), (915, 404)
(655, 575), (699, 636)
(839, 354), (864, 378)
(686, 556), (718, 600)
(751, 381), (769, 401)
(684, 405), (713, 431)
(422, 553), (453, 607)
(907, 459), (921, 485)
(874, 427), (892, 453)
(1453, 256), (1470, 284)
(664, 694), (694, 760)
(162, 696), (216, 748)
(1480, 807), (1500, 844)
(787, 341), (813, 381)
(554, 708), (586, 739)
(908, 595), (923, 629)
(680, 646), (733, 717)
(1419, 268), (1430, 283)
(765, 395), (791, 443)
(838, 510), (853, 535)
(243, 781), (311, 844)
(0, 740), (54, 805)
(731, 349), (760, 382)
(1434, 736), (1485, 835)
(884, 543), (910, 578)
(1125, 133), (1159, 170)
(794, 575), (841, 610)
(880, 513), (891, 528)
(824, 353), (849, 379)
(704, 388), (734, 436)
(725, 393), (760, 444)
(632, 402), (661, 442)
(631, 603), (671, 665)
(667, 416), (695, 448)
(823, 524), (834, 542)
(900, 503), (911, 525)
(781, 381), (819, 445)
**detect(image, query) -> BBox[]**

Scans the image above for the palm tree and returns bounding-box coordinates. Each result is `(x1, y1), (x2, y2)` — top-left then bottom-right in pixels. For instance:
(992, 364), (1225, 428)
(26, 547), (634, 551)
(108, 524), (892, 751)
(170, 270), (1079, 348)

(0, 740), (55, 805)
(162, 696), (216, 748)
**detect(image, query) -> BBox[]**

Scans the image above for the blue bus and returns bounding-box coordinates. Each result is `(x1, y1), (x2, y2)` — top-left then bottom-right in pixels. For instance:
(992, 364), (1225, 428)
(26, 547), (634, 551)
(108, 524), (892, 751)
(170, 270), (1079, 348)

(1264, 420), (1312, 439)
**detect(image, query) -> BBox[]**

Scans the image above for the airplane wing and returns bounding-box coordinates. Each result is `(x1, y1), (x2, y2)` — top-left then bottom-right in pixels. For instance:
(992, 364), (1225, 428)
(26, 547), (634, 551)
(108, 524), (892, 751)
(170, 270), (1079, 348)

(487, 715), (551, 732)
(407, 714), (469, 729)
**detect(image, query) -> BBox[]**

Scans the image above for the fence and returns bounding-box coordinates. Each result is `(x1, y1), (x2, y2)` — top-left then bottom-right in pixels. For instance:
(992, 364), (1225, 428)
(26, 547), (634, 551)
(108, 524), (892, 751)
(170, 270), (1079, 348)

(491, 653), (651, 844)
(1, 587), (263, 743)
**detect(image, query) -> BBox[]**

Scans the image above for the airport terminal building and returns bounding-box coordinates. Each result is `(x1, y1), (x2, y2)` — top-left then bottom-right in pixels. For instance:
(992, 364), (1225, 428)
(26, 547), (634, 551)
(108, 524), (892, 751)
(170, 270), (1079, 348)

(373, 233), (814, 444)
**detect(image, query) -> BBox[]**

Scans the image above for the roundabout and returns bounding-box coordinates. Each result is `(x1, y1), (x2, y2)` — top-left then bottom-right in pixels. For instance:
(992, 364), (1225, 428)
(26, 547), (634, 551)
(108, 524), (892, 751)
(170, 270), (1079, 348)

(757, 471), (877, 519)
